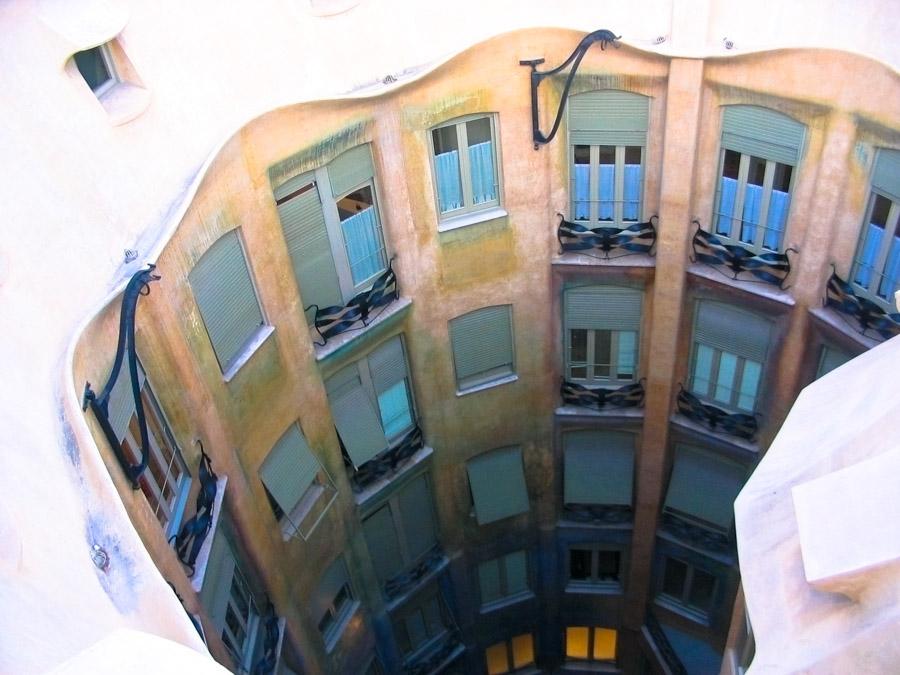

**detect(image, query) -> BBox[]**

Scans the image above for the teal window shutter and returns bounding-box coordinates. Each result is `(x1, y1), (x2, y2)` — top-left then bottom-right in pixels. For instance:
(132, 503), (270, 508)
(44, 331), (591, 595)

(188, 229), (264, 371)
(721, 106), (806, 166)
(328, 144), (375, 198)
(816, 346), (852, 380)
(504, 550), (528, 595)
(396, 474), (437, 561)
(326, 365), (388, 467)
(664, 445), (746, 530)
(275, 175), (343, 318)
(694, 301), (771, 363)
(872, 148), (900, 202)
(564, 285), (642, 331)
(106, 360), (146, 442)
(478, 558), (502, 603)
(312, 557), (350, 622)
(449, 305), (515, 389)
(368, 335), (408, 393)
(362, 505), (404, 582)
(467, 447), (529, 525)
(569, 90), (649, 146)
(199, 527), (236, 632)
(259, 424), (321, 515)
(563, 431), (635, 505)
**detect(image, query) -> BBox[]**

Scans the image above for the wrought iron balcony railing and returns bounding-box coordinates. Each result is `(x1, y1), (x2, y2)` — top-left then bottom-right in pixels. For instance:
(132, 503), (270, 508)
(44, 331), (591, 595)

(644, 613), (688, 675)
(384, 545), (446, 601)
(660, 511), (732, 556)
(349, 425), (425, 493)
(558, 215), (657, 260)
(561, 379), (645, 411)
(564, 503), (633, 525)
(824, 267), (900, 341)
(691, 222), (796, 289)
(171, 443), (220, 575)
(306, 259), (398, 347)
(675, 386), (758, 442)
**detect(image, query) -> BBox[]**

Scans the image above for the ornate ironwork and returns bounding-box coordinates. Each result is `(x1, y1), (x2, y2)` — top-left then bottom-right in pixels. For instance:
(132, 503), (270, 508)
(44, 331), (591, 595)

(385, 545), (446, 600)
(564, 503), (633, 525)
(519, 30), (621, 148)
(404, 628), (464, 675)
(171, 442), (219, 575)
(660, 511), (731, 555)
(82, 265), (161, 487)
(691, 222), (796, 289)
(675, 386), (758, 441)
(351, 425), (425, 493)
(252, 604), (281, 675)
(645, 613), (688, 675)
(561, 379), (645, 410)
(306, 258), (398, 346)
(558, 214), (657, 260)
(824, 267), (900, 341)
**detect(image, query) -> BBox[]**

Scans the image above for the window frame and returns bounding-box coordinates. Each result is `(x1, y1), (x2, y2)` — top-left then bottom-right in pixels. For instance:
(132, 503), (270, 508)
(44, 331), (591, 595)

(688, 342), (762, 413)
(74, 43), (118, 96)
(850, 189), (900, 310)
(567, 544), (624, 593)
(316, 558), (358, 652)
(477, 549), (531, 610)
(221, 560), (262, 671)
(570, 143), (645, 227)
(448, 304), (516, 393)
(485, 633), (536, 674)
(564, 626), (618, 663)
(428, 113), (502, 223)
(392, 590), (452, 662)
(656, 556), (719, 622)
(566, 327), (638, 384)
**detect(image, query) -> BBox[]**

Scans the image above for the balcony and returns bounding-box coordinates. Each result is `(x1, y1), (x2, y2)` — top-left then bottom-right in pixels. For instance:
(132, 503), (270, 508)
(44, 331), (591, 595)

(557, 215), (657, 261)
(824, 268), (900, 341)
(675, 387), (758, 442)
(349, 426), (426, 497)
(384, 545), (447, 603)
(563, 503), (633, 526)
(560, 379), (645, 411)
(691, 222), (795, 289)
(660, 511), (732, 557)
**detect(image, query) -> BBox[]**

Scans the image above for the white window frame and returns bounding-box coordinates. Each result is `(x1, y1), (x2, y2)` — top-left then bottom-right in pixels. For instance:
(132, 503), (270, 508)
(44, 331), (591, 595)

(656, 556), (718, 622)
(485, 633), (535, 674)
(221, 562), (262, 672)
(566, 327), (638, 385)
(689, 342), (762, 413)
(564, 626), (618, 663)
(850, 190), (900, 310)
(571, 143), (644, 227)
(567, 545), (623, 592)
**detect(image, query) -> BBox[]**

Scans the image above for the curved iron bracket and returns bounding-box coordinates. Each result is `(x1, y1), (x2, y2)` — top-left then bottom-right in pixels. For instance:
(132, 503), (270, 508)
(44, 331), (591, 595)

(82, 265), (160, 488)
(519, 29), (621, 149)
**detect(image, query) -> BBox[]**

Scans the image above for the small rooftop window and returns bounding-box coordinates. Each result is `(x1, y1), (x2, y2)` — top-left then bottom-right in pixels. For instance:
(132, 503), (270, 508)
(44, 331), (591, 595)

(73, 44), (116, 96)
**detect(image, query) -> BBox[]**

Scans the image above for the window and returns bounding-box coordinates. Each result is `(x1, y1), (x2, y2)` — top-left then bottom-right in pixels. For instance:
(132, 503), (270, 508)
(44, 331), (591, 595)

(485, 634), (535, 674)
(563, 430), (634, 508)
(851, 148), (900, 309)
(477, 550), (529, 609)
(713, 106), (806, 252)
(200, 528), (263, 671)
(362, 473), (438, 589)
(105, 359), (190, 539)
(466, 447), (530, 525)
(663, 445), (746, 535)
(568, 545), (622, 591)
(564, 285), (642, 385)
(259, 423), (335, 540)
(326, 335), (416, 468)
(392, 591), (450, 660)
(73, 44), (117, 96)
(689, 301), (771, 413)
(273, 144), (389, 323)
(430, 115), (500, 222)
(188, 228), (267, 376)
(313, 557), (357, 650)
(565, 626), (617, 662)
(449, 305), (515, 392)
(657, 557), (718, 620)
(568, 90), (649, 227)
(815, 345), (852, 380)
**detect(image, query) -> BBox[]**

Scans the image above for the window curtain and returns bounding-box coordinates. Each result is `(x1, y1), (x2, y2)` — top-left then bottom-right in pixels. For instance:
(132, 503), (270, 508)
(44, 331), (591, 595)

(435, 150), (463, 213)
(616, 331), (637, 375)
(623, 164), (641, 221)
(737, 360), (761, 411)
(716, 177), (737, 237)
(692, 344), (714, 395)
(878, 233), (900, 298)
(573, 164), (590, 220)
(764, 189), (790, 249)
(468, 141), (496, 205)
(740, 183), (763, 244)
(598, 164), (614, 221)
(854, 223), (883, 288)
(340, 207), (384, 285)
(377, 381), (412, 439)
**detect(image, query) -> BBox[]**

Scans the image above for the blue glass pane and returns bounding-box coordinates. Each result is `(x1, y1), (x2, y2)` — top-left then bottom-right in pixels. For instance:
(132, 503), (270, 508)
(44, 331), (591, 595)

(340, 207), (385, 285)
(616, 331), (637, 379)
(854, 223), (883, 289)
(377, 381), (412, 438)
(623, 164), (642, 221)
(435, 150), (463, 213)
(714, 352), (738, 404)
(573, 164), (590, 220)
(468, 141), (496, 205)
(764, 189), (790, 250)
(741, 184), (763, 244)
(737, 360), (761, 411)
(598, 164), (614, 221)
(716, 177), (738, 237)
(692, 345), (714, 397)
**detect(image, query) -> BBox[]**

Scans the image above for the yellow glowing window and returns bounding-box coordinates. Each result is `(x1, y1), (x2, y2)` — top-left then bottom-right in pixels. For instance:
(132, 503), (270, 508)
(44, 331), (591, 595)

(566, 626), (617, 662)
(593, 628), (617, 660)
(566, 626), (590, 659)
(512, 633), (534, 668)
(486, 633), (535, 674)
(485, 642), (509, 675)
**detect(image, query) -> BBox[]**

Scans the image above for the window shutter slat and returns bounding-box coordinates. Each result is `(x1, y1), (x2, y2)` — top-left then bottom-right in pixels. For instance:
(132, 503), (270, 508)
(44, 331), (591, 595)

(189, 229), (264, 370)
(199, 528), (236, 631)
(362, 505), (404, 582)
(872, 149), (900, 202)
(328, 144), (374, 198)
(450, 305), (514, 383)
(397, 474), (436, 561)
(259, 425), (320, 514)
(564, 286), (642, 331)
(368, 336), (408, 394)
(563, 431), (634, 505)
(569, 90), (649, 146)
(328, 373), (387, 467)
(665, 445), (745, 530)
(721, 106), (806, 166)
(107, 360), (146, 442)
(467, 447), (529, 525)
(276, 178), (344, 316)
(694, 301), (771, 363)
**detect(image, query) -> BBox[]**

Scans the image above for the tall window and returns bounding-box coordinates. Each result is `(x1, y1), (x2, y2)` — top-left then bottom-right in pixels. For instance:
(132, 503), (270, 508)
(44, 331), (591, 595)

(313, 557), (357, 651)
(273, 143), (389, 323)
(326, 335), (416, 469)
(392, 591), (450, 661)
(449, 305), (515, 392)
(851, 148), (900, 309)
(568, 545), (623, 591)
(657, 556), (718, 621)
(689, 301), (772, 413)
(564, 285), (642, 385)
(565, 626), (617, 662)
(713, 105), (805, 252)
(485, 634), (535, 675)
(430, 115), (500, 222)
(477, 550), (529, 609)
(568, 90), (649, 227)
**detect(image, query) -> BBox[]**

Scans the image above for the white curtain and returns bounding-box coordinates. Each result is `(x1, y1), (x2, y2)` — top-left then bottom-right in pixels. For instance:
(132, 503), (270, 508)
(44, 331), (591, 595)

(716, 177), (738, 237)
(854, 223), (883, 288)
(623, 164), (642, 221)
(573, 164), (590, 220)
(468, 141), (496, 205)
(764, 189), (790, 250)
(340, 207), (384, 285)
(435, 150), (463, 213)
(616, 331), (637, 377)
(740, 183), (763, 244)
(598, 164), (614, 221)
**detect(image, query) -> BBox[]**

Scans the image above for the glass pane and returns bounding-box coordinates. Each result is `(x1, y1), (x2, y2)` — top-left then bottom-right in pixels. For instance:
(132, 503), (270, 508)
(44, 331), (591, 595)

(691, 344), (714, 397)
(616, 330), (637, 380)
(573, 146), (591, 220)
(504, 551), (528, 595)
(714, 352), (738, 404)
(854, 194), (889, 288)
(485, 642), (509, 675)
(466, 118), (492, 146)
(432, 125), (459, 155)
(877, 215), (900, 299)
(623, 146), (642, 222)
(593, 628), (617, 661)
(479, 559), (502, 603)
(569, 329), (588, 379)
(598, 146), (615, 221)
(717, 150), (741, 236)
(338, 186), (386, 285)
(737, 360), (762, 411)
(512, 634), (535, 668)
(74, 46), (112, 92)
(593, 330), (611, 378)
(661, 558), (688, 599)
(377, 380), (413, 438)
(468, 139), (496, 205)
(596, 550), (621, 582)
(433, 126), (462, 213)
(570, 548), (591, 580)
(566, 626), (590, 659)
(741, 157), (766, 244)
(421, 596), (444, 636)
(688, 568), (717, 612)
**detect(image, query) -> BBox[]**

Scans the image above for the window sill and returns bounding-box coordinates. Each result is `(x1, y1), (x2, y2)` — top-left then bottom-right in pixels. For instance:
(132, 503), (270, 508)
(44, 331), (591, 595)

(687, 263), (795, 307)
(323, 600), (360, 654)
(353, 445), (433, 507)
(190, 475), (228, 593)
(479, 590), (535, 614)
(456, 373), (518, 397)
(222, 325), (275, 382)
(555, 405), (644, 421)
(565, 581), (622, 596)
(553, 251), (656, 268)
(437, 206), (507, 233)
(98, 81), (151, 126)
(314, 297), (411, 364)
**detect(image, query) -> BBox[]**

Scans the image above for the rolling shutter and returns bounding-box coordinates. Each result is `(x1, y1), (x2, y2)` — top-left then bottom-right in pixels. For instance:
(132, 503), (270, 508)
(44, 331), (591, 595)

(694, 301), (771, 363)
(563, 431), (634, 506)
(664, 445), (746, 530)
(721, 106), (806, 166)
(328, 144), (375, 198)
(275, 175), (343, 318)
(362, 505), (404, 583)
(198, 527), (236, 632)
(368, 335), (408, 394)
(569, 90), (649, 146)
(326, 365), (387, 467)
(504, 550), (528, 595)
(189, 229), (264, 370)
(467, 447), (530, 525)
(259, 424), (321, 515)
(449, 305), (514, 387)
(478, 559), (501, 603)
(872, 148), (900, 202)
(397, 474), (436, 560)
(564, 285), (643, 331)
